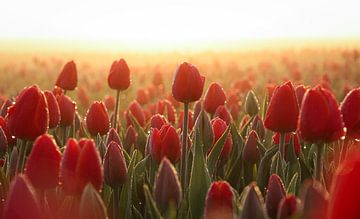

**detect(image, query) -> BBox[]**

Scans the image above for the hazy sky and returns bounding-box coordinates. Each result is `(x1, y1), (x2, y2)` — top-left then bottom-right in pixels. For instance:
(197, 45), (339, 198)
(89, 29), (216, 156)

(1, 0), (359, 49)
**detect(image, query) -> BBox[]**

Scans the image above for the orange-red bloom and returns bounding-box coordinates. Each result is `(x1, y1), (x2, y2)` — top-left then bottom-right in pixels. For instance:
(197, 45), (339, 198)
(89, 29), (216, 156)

(204, 181), (234, 219)
(125, 100), (145, 127)
(104, 141), (127, 188)
(55, 60), (77, 90)
(204, 82), (227, 114)
(340, 88), (360, 139)
(209, 118), (232, 164)
(85, 101), (110, 136)
(57, 94), (76, 127)
(44, 90), (60, 128)
(108, 59), (131, 91)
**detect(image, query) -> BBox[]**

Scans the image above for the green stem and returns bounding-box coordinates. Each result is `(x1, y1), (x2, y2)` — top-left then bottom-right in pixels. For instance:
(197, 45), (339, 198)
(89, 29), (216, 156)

(180, 102), (189, 189)
(113, 90), (121, 130)
(16, 139), (26, 173)
(279, 132), (286, 161)
(315, 143), (324, 182)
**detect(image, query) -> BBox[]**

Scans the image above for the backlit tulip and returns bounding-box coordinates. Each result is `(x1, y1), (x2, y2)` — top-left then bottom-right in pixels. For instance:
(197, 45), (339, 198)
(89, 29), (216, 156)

(106, 128), (122, 147)
(264, 81), (299, 133)
(209, 118), (232, 164)
(150, 114), (167, 130)
(25, 134), (61, 189)
(149, 125), (181, 164)
(214, 105), (232, 125)
(298, 86), (344, 143)
(300, 180), (328, 219)
(204, 82), (227, 114)
(172, 62), (205, 103)
(277, 195), (299, 219)
(241, 183), (268, 219)
(251, 115), (265, 141)
(265, 174), (286, 219)
(55, 60), (77, 91)
(340, 88), (360, 139)
(44, 90), (60, 128)
(85, 101), (110, 136)
(104, 141), (127, 188)
(295, 85), (308, 107)
(125, 125), (137, 152)
(104, 95), (115, 112)
(7, 85), (49, 140)
(242, 130), (260, 164)
(57, 94), (76, 127)
(79, 184), (108, 219)
(204, 181), (235, 219)
(108, 59), (131, 91)
(245, 90), (259, 117)
(136, 88), (149, 105)
(125, 100), (145, 127)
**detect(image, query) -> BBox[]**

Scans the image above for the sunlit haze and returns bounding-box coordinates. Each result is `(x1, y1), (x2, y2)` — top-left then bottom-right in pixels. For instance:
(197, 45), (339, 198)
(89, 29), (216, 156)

(1, 0), (360, 51)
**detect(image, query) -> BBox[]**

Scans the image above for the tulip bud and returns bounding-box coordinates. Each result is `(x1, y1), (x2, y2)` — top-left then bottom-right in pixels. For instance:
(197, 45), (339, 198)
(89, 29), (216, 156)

(214, 105), (232, 125)
(85, 101), (110, 136)
(25, 134), (61, 189)
(277, 195), (299, 219)
(149, 125), (181, 164)
(265, 174), (286, 219)
(7, 85), (49, 140)
(251, 115), (265, 141)
(106, 128), (122, 147)
(104, 141), (128, 188)
(57, 94), (76, 127)
(0, 127), (8, 157)
(209, 118), (232, 164)
(3, 174), (44, 219)
(79, 184), (108, 219)
(242, 130), (260, 164)
(55, 60), (77, 90)
(245, 90), (259, 117)
(154, 157), (182, 212)
(125, 125), (137, 152)
(0, 116), (15, 146)
(172, 62), (205, 103)
(150, 114), (167, 130)
(204, 181), (235, 219)
(241, 183), (268, 219)
(295, 85), (308, 107)
(340, 88), (360, 139)
(44, 90), (60, 128)
(104, 95), (115, 112)
(300, 180), (328, 219)
(194, 110), (214, 152)
(125, 100), (145, 127)
(136, 88), (149, 105)
(178, 111), (194, 131)
(163, 100), (176, 124)
(108, 58), (131, 91)
(204, 82), (227, 114)
(298, 86), (344, 143)
(193, 100), (202, 121)
(264, 81), (299, 133)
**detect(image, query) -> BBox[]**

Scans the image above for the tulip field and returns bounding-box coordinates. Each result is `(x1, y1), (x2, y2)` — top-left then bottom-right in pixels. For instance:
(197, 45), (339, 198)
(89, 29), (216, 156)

(0, 48), (360, 219)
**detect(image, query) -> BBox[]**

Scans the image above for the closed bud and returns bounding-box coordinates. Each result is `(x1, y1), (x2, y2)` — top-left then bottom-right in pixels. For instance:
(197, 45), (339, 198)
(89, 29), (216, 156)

(150, 114), (167, 130)
(245, 90), (259, 117)
(57, 94), (76, 127)
(242, 130), (260, 164)
(85, 101), (110, 136)
(241, 183), (268, 219)
(194, 110), (214, 152)
(214, 105), (233, 125)
(340, 88), (360, 139)
(204, 82), (227, 114)
(300, 180), (328, 219)
(251, 115), (265, 141)
(265, 174), (286, 219)
(125, 125), (137, 152)
(204, 181), (235, 219)
(104, 141), (128, 188)
(125, 100), (145, 127)
(106, 128), (122, 147)
(108, 58), (131, 91)
(55, 60), (77, 90)
(277, 195), (299, 219)
(210, 118), (232, 164)
(136, 88), (149, 105)
(193, 100), (202, 122)
(44, 90), (60, 128)
(79, 184), (108, 219)
(154, 157), (182, 213)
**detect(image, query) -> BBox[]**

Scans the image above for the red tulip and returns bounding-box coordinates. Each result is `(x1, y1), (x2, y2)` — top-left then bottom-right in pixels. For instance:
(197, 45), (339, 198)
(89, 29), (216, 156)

(209, 118), (232, 164)
(172, 62), (205, 103)
(298, 86), (345, 143)
(241, 183), (268, 219)
(0, 116), (15, 146)
(57, 94), (76, 127)
(55, 60), (77, 90)
(264, 81), (299, 133)
(125, 100), (145, 127)
(125, 125), (137, 151)
(277, 195), (299, 219)
(3, 174), (44, 219)
(265, 174), (286, 219)
(25, 134), (61, 189)
(242, 130), (260, 164)
(44, 90), (60, 128)
(108, 59), (131, 91)
(272, 132), (301, 160)
(204, 181), (235, 219)
(7, 85), (49, 140)
(295, 85), (308, 107)
(104, 95), (115, 112)
(214, 105), (232, 125)
(136, 89), (149, 105)
(104, 141), (127, 188)
(106, 128), (122, 147)
(301, 180), (328, 219)
(340, 88), (360, 139)
(149, 125), (181, 164)
(193, 100), (202, 121)
(150, 114), (167, 130)
(85, 101), (110, 136)
(178, 111), (194, 131)
(203, 82), (226, 114)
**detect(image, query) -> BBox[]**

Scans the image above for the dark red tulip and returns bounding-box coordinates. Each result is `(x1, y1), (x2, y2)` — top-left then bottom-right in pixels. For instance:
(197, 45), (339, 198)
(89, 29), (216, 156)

(150, 114), (167, 130)
(272, 132), (301, 159)
(7, 85), (49, 140)
(104, 95), (115, 112)
(79, 184), (108, 219)
(57, 94), (76, 127)
(264, 81), (299, 133)
(178, 111), (194, 131)
(0, 116), (15, 146)
(298, 86), (345, 143)
(295, 85), (308, 107)
(242, 130), (260, 164)
(85, 101), (110, 136)
(25, 134), (61, 189)
(108, 59), (131, 91)
(277, 195), (299, 219)
(55, 60), (77, 90)
(136, 89), (149, 105)
(104, 141), (128, 188)
(340, 88), (360, 139)
(265, 174), (286, 219)
(300, 180), (328, 219)
(77, 86), (90, 109)
(125, 100), (145, 127)
(204, 82), (227, 114)
(106, 128), (122, 147)
(149, 125), (181, 164)
(3, 174), (44, 219)
(125, 125), (137, 151)
(209, 118), (232, 164)
(251, 115), (265, 141)
(154, 157), (182, 212)
(241, 183), (268, 219)
(44, 90), (60, 128)
(193, 100), (202, 121)
(172, 62), (205, 103)
(214, 105), (232, 125)
(204, 181), (234, 219)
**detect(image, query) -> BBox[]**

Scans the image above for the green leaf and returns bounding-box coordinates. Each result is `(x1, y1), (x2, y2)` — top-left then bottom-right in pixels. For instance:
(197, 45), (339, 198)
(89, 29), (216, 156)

(128, 111), (147, 154)
(79, 184), (108, 219)
(287, 173), (299, 195)
(270, 151), (284, 180)
(256, 145), (278, 192)
(143, 184), (162, 219)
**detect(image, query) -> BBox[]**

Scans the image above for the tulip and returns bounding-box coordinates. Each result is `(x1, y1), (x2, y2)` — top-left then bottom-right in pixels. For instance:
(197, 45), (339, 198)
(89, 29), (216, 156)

(265, 174), (286, 219)
(178, 111), (193, 131)
(149, 125), (181, 164)
(242, 130), (260, 164)
(79, 184), (108, 219)
(171, 62), (205, 103)
(25, 134), (61, 189)
(85, 101), (110, 136)
(136, 88), (149, 105)
(204, 82), (227, 114)
(104, 141), (127, 188)
(265, 81), (299, 133)
(204, 181), (235, 219)
(251, 115), (265, 141)
(193, 100), (202, 121)
(272, 132), (301, 160)
(7, 85), (48, 140)
(106, 128), (122, 147)
(108, 59), (131, 91)
(55, 60), (77, 91)
(300, 180), (328, 219)
(156, 100), (176, 124)
(44, 90), (60, 128)
(0, 116), (15, 146)
(209, 118), (232, 164)
(125, 125), (137, 152)
(104, 95), (115, 112)
(195, 110), (214, 152)
(214, 105), (232, 125)
(57, 94), (76, 127)
(150, 114), (167, 130)
(245, 90), (259, 117)
(277, 195), (299, 219)
(241, 183), (268, 219)
(153, 71), (163, 86)
(295, 85), (308, 107)
(125, 100), (145, 127)
(3, 174), (44, 219)
(154, 157), (182, 213)
(340, 88), (360, 139)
